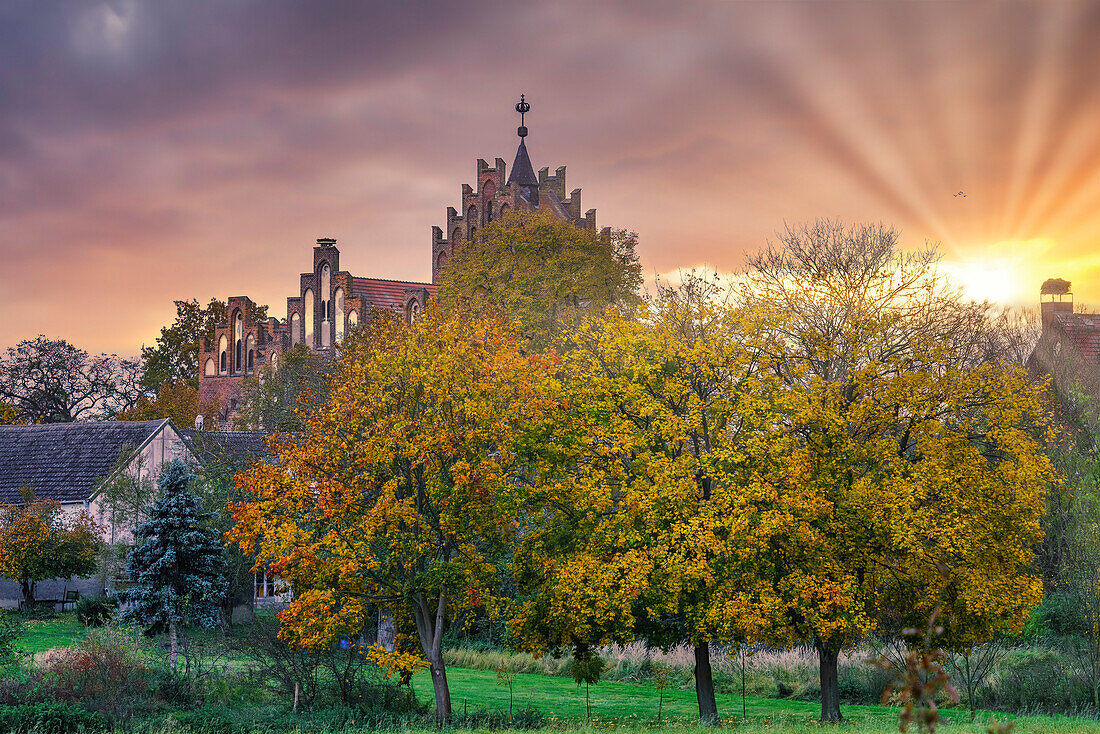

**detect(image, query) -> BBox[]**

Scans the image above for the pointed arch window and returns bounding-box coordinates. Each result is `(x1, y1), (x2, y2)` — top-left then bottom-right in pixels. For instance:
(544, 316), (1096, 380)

(467, 205), (478, 235)
(320, 264), (331, 323)
(291, 313), (301, 344)
(304, 289), (314, 346)
(205, 358), (216, 377)
(246, 334), (255, 372)
(407, 298), (421, 323)
(219, 335), (228, 374)
(234, 311), (244, 373)
(347, 310), (358, 330)
(334, 288), (345, 342)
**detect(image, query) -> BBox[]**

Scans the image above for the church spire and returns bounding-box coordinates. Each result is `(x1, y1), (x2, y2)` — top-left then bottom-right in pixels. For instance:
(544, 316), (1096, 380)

(506, 94), (539, 206)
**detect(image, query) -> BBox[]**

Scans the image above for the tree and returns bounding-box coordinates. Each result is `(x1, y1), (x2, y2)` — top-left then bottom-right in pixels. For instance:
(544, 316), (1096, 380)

(0, 336), (141, 422)
(141, 298), (256, 389)
(233, 343), (330, 432)
(0, 491), (100, 607)
(739, 220), (1054, 721)
(91, 447), (158, 592)
(186, 431), (270, 632)
(228, 307), (557, 721)
(512, 275), (787, 724)
(119, 461), (225, 672)
(117, 380), (220, 429)
(437, 210), (643, 349)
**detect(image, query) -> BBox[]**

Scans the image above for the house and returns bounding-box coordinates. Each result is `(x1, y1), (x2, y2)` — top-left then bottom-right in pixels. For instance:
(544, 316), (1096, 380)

(0, 419), (192, 608)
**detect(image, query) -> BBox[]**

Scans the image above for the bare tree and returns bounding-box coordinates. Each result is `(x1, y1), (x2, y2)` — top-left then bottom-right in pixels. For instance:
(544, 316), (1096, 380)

(0, 336), (133, 422)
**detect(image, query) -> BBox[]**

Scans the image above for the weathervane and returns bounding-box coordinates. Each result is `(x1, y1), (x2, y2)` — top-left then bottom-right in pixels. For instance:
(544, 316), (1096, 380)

(516, 94), (530, 138)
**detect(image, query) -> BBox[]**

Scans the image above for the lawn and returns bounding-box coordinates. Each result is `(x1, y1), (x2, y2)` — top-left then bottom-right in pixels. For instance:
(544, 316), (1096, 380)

(14, 616), (1100, 733)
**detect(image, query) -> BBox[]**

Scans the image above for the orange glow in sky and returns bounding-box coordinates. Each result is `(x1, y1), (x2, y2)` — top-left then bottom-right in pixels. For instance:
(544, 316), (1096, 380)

(3, 2), (1100, 354)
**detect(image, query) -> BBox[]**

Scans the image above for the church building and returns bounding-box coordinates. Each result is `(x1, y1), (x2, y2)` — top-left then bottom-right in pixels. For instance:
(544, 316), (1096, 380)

(198, 97), (604, 425)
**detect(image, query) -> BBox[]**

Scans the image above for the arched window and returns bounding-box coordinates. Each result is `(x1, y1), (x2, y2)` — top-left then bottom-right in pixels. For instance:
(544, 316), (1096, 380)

(468, 226), (476, 241)
(482, 180), (496, 222)
(467, 205), (478, 234)
(348, 310), (358, 330)
(407, 298), (421, 323)
(291, 312), (301, 344)
(334, 288), (345, 342)
(319, 264), (331, 322)
(205, 358), (216, 377)
(233, 311), (243, 373)
(304, 289), (314, 346)
(437, 250), (448, 270)
(270, 351), (279, 373)
(218, 335), (228, 374)
(452, 227), (462, 243)
(499, 203), (509, 216)
(246, 334), (255, 372)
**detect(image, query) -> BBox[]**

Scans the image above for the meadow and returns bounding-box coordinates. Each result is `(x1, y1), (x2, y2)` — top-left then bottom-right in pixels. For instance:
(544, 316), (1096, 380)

(9, 614), (1100, 734)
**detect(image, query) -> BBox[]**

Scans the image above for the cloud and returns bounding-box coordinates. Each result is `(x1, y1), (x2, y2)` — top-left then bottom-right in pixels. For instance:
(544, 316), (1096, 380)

(4, 1), (1100, 353)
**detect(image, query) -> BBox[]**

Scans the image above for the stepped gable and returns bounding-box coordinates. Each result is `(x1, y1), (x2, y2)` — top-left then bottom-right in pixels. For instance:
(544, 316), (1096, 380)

(432, 95), (608, 284)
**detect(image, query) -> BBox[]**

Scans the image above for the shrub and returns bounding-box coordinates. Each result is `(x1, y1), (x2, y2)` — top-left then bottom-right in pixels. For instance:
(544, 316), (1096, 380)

(42, 627), (152, 720)
(0, 611), (25, 665)
(75, 595), (118, 627)
(0, 701), (108, 734)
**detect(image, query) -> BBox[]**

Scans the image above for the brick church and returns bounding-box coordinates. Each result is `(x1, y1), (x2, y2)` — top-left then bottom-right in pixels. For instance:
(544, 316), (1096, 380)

(198, 97), (606, 425)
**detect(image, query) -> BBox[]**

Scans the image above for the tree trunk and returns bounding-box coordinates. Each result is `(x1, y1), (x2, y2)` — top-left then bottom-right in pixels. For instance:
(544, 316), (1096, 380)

(693, 641), (719, 725)
(20, 579), (35, 609)
(817, 640), (842, 723)
(169, 620), (179, 674)
(412, 590), (452, 722)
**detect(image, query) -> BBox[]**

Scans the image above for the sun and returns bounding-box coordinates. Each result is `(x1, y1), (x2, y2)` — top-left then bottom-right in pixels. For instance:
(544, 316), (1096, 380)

(938, 239), (1055, 306)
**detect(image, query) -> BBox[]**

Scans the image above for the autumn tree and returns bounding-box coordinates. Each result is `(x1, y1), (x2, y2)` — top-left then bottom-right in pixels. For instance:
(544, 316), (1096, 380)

(740, 220), (1054, 722)
(120, 461), (225, 672)
(436, 210), (643, 349)
(0, 336), (145, 422)
(233, 343), (329, 432)
(513, 275), (790, 724)
(117, 379), (220, 429)
(0, 491), (101, 607)
(228, 308), (557, 721)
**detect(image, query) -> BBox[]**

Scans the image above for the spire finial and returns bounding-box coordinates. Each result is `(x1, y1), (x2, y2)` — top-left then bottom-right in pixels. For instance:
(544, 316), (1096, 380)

(515, 94), (530, 138)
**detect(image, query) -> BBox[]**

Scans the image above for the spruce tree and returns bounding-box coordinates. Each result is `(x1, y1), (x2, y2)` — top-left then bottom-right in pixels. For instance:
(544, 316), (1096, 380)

(120, 460), (225, 671)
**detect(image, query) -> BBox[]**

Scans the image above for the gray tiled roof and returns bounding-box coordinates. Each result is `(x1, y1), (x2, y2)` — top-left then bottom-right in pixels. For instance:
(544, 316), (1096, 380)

(0, 420), (170, 504)
(179, 429), (269, 469)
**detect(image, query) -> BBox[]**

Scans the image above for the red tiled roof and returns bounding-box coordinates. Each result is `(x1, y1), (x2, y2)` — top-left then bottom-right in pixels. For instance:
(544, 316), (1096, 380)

(350, 277), (436, 312)
(1053, 311), (1100, 361)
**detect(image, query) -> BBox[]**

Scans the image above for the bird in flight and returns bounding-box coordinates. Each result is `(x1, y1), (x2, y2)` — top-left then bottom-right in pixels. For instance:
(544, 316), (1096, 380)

(954, 191), (966, 197)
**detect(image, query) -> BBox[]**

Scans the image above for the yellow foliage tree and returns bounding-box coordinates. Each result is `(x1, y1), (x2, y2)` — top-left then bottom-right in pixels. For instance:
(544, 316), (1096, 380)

(740, 221), (1054, 722)
(513, 275), (800, 723)
(228, 308), (558, 721)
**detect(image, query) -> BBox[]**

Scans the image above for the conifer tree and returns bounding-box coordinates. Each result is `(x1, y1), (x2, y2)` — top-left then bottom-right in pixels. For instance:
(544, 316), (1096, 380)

(120, 460), (225, 672)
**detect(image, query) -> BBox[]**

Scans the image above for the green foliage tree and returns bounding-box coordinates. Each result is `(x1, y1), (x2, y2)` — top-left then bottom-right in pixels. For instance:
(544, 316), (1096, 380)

(141, 298), (259, 389)
(436, 210), (643, 349)
(0, 491), (101, 607)
(234, 343), (329, 432)
(119, 461), (225, 672)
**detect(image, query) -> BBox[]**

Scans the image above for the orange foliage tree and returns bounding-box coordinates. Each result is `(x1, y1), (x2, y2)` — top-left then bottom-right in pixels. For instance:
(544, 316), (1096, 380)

(118, 380), (219, 429)
(228, 308), (558, 721)
(0, 491), (101, 607)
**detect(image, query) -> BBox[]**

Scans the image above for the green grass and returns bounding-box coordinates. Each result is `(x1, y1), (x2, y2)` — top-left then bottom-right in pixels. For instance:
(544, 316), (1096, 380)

(14, 613), (86, 653)
(409, 666), (1097, 732)
(13, 617), (1100, 732)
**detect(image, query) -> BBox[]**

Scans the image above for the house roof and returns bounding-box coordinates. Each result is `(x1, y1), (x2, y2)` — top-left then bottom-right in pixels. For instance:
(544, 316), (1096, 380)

(0, 420), (172, 505)
(350, 277), (436, 312)
(179, 429), (269, 470)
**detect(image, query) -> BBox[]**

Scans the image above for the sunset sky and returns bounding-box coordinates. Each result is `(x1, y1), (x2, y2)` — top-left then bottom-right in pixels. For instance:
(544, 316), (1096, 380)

(4, 1), (1100, 355)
